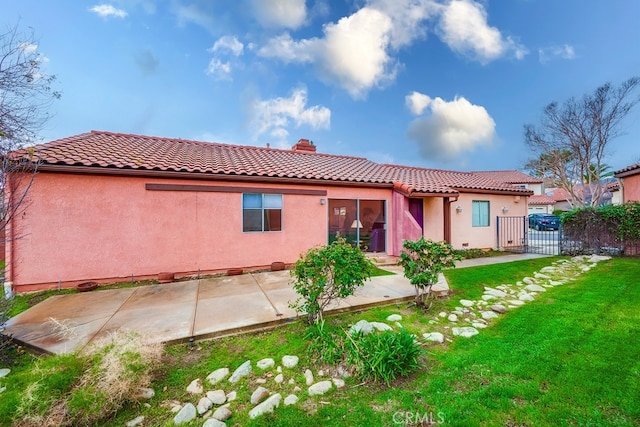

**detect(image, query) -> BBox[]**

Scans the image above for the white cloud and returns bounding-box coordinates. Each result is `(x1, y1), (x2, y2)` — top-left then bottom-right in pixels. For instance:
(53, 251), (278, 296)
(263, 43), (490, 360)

(406, 95), (496, 162)
(206, 59), (232, 80)
(18, 43), (38, 55)
(173, 3), (215, 30)
(367, 0), (438, 49)
(89, 4), (128, 18)
(259, 7), (396, 98)
(252, 0), (307, 29)
(250, 87), (331, 144)
(436, 0), (527, 64)
(405, 91), (432, 115)
(538, 44), (576, 63)
(210, 36), (244, 57)
(257, 33), (318, 63)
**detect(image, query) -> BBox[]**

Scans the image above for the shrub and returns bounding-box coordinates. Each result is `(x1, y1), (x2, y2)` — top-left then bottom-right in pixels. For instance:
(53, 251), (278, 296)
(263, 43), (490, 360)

(9, 331), (163, 426)
(290, 237), (375, 324)
(64, 331), (163, 425)
(346, 328), (423, 386)
(398, 238), (461, 308)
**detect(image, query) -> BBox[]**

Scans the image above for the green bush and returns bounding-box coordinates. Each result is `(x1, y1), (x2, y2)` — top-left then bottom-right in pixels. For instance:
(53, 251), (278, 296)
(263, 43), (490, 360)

(290, 237), (375, 324)
(398, 238), (461, 308)
(346, 328), (423, 386)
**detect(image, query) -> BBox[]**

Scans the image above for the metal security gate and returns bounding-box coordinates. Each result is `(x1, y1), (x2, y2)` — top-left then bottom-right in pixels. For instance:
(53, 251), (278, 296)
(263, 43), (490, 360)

(496, 216), (561, 255)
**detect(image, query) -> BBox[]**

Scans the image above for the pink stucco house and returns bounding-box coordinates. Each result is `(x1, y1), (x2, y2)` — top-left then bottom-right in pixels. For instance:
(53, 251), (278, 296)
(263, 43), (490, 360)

(615, 163), (640, 202)
(5, 131), (532, 293)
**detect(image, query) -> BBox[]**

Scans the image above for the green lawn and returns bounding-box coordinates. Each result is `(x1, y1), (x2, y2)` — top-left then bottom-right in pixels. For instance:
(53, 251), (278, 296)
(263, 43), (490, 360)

(2, 256), (639, 426)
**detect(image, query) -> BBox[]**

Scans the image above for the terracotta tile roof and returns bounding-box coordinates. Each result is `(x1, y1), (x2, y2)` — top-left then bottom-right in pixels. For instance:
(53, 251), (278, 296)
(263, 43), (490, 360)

(12, 130), (532, 196)
(614, 162), (640, 178)
(528, 195), (556, 205)
(547, 188), (571, 202)
(471, 170), (543, 184)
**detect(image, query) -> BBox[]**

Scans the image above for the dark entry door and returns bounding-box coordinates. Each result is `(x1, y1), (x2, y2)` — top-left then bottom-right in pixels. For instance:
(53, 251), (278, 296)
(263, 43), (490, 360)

(408, 199), (424, 230)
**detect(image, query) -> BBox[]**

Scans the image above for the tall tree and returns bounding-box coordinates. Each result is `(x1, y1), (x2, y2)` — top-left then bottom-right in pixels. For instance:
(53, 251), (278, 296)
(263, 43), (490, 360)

(524, 77), (640, 207)
(0, 23), (59, 234)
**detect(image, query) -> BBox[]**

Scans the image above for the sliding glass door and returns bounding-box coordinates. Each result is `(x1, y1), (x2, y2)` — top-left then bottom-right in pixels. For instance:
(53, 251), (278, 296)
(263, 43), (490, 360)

(327, 199), (386, 252)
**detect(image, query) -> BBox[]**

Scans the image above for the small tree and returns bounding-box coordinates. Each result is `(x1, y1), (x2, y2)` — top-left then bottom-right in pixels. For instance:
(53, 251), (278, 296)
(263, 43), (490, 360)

(398, 238), (461, 308)
(290, 237), (375, 324)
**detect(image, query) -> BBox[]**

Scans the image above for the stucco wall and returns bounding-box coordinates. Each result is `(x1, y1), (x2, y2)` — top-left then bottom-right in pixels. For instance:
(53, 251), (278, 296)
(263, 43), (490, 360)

(422, 197), (445, 241)
(448, 193), (528, 249)
(621, 174), (640, 202)
(7, 172), (392, 291)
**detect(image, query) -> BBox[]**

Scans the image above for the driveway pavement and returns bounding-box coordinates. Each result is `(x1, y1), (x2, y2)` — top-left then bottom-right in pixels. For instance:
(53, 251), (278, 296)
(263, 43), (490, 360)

(3, 253), (548, 355)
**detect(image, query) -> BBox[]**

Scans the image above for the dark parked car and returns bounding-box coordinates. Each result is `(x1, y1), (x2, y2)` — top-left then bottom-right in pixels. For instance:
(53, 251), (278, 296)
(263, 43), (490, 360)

(528, 214), (560, 231)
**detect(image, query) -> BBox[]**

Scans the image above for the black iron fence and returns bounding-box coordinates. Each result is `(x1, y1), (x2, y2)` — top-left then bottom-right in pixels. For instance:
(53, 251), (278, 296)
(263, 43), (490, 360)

(496, 216), (561, 256)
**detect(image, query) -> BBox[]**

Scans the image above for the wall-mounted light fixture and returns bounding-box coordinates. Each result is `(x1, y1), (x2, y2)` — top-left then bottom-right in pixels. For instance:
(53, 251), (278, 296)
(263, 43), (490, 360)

(320, 198), (326, 205)
(502, 206), (509, 213)
(455, 205), (463, 213)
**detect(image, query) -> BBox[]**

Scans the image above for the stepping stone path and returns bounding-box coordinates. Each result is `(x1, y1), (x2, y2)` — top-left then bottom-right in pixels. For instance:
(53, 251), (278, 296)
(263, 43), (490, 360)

(420, 255), (611, 343)
(121, 255), (610, 425)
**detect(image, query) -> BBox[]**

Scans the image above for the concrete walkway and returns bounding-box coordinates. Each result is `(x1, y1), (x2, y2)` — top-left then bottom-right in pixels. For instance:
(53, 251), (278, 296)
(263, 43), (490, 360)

(4, 253), (549, 355)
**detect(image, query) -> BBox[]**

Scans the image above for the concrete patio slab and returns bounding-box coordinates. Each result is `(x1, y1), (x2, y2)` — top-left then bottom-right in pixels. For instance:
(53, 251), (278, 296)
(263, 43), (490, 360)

(3, 253), (550, 355)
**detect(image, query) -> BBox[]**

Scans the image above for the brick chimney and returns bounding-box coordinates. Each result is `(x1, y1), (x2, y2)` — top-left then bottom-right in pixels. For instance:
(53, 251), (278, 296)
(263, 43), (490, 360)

(291, 138), (316, 153)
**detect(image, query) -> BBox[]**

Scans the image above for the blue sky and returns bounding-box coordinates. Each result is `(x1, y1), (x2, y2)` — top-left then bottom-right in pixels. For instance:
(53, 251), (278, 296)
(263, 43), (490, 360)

(5, 0), (640, 172)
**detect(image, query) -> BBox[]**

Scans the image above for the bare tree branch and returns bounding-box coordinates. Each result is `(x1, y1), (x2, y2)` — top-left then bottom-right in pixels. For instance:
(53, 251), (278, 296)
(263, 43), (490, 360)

(524, 77), (640, 207)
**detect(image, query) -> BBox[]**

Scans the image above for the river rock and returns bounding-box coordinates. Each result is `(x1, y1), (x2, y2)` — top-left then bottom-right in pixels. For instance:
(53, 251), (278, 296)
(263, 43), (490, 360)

(212, 406), (232, 421)
(386, 314), (402, 322)
(206, 390), (226, 405)
(308, 381), (333, 396)
(284, 394), (299, 405)
(249, 393), (282, 419)
(282, 355), (299, 368)
(257, 358), (275, 369)
(186, 379), (203, 394)
(173, 403), (197, 425)
(452, 327), (479, 338)
(423, 332), (444, 343)
(229, 360), (251, 383)
(251, 386), (270, 405)
(207, 368), (229, 385)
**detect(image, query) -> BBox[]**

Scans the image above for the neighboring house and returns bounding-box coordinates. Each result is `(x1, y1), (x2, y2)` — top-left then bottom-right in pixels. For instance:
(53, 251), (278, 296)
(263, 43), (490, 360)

(472, 170), (550, 214)
(614, 163), (640, 202)
(547, 180), (622, 211)
(4, 131), (532, 292)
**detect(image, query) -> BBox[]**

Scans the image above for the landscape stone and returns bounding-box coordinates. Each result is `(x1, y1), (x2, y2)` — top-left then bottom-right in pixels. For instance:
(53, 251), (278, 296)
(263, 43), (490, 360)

(274, 373), (284, 383)
(522, 277), (536, 286)
(332, 378), (345, 388)
(173, 403), (197, 425)
(308, 380), (333, 396)
(0, 386), (5, 394)
(490, 304), (507, 314)
(386, 314), (402, 322)
(481, 295), (497, 301)
(197, 397), (213, 415)
(288, 378), (295, 384)
(508, 299), (525, 306)
(448, 314), (458, 322)
(282, 355), (299, 368)
(452, 327), (479, 338)
(293, 386), (302, 392)
(255, 378), (267, 384)
(524, 284), (546, 293)
(251, 386), (270, 405)
(534, 272), (551, 279)
(284, 394), (299, 406)
(0, 368), (10, 378)
(257, 358), (275, 370)
(481, 311), (499, 320)
(472, 322), (487, 329)
(207, 368), (230, 385)
(206, 390), (226, 405)
(318, 369), (325, 376)
(249, 393), (282, 419)
(229, 360), (252, 383)
(203, 418), (227, 427)
(186, 379), (203, 394)
(226, 391), (237, 401)
(371, 321), (392, 332)
(438, 312), (447, 317)
(126, 415), (145, 427)
(518, 293), (534, 302)
(423, 332), (444, 343)
(459, 299), (474, 307)
(350, 319), (373, 335)
(134, 387), (155, 400)
(304, 369), (314, 386)
(212, 406), (232, 421)
(539, 266), (557, 274)
(484, 287), (507, 298)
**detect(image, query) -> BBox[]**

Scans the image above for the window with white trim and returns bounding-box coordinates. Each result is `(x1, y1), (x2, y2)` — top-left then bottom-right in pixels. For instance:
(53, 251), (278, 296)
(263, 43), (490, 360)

(242, 193), (282, 232)
(472, 200), (490, 227)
